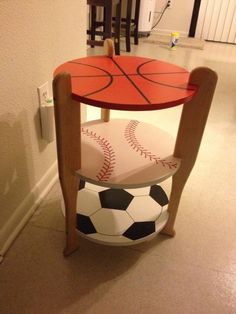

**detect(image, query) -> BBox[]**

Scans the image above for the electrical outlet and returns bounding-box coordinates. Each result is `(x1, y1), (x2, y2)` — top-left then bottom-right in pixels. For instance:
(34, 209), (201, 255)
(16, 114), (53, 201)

(37, 82), (49, 106)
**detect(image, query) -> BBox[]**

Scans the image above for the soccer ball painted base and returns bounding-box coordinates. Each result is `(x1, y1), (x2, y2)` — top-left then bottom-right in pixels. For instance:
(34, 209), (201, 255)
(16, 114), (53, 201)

(62, 181), (169, 246)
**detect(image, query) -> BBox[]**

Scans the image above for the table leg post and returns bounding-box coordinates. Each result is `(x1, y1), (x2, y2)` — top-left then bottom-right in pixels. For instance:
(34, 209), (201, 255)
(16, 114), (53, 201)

(61, 178), (80, 256)
(53, 73), (81, 256)
(104, 37), (115, 57)
(101, 108), (110, 122)
(101, 38), (114, 122)
(162, 67), (218, 236)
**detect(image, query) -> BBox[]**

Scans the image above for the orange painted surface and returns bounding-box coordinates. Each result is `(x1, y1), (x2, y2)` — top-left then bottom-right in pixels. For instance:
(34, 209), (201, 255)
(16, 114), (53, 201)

(54, 55), (197, 110)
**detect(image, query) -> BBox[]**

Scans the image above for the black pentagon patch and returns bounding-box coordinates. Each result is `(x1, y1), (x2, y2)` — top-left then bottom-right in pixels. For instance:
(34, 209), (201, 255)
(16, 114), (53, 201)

(99, 189), (134, 210)
(78, 179), (86, 190)
(123, 221), (155, 240)
(150, 185), (168, 206)
(76, 214), (96, 234)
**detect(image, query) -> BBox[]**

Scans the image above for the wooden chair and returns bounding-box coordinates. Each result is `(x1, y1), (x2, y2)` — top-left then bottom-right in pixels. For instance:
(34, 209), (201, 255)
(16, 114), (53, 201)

(87, 0), (122, 55)
(111, 0), (140, 52)
(121, 0), (140, 51)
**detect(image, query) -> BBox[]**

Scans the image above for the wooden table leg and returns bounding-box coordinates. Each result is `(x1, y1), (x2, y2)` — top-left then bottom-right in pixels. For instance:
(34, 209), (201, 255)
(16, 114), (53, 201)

(53, 73), (81, 256)
(162, 67), (218, 236)
(101, 108), (110, 122)
(101, 38), (114, 122)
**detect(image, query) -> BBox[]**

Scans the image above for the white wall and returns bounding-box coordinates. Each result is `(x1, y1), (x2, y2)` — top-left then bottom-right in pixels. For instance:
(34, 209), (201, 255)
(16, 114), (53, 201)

(152, 0), (195, 36)
(0, 0), (86, 257)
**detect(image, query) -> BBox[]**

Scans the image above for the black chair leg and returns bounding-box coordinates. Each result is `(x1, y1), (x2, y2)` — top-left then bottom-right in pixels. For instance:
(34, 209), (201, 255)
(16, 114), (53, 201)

(134, 0), (140, 45)
(103, 7), (106, 40)
(87, 0), (121, 52)
(125, 0), (132, 52)
(104, 3), (112, 39)
(114, 1), (121, 55)
(90, 5), (96, 47)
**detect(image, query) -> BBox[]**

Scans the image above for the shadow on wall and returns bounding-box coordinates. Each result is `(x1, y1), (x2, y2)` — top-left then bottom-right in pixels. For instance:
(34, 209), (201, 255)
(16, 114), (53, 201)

(0, 111), (35, 247)
(34, 107), (50, 153)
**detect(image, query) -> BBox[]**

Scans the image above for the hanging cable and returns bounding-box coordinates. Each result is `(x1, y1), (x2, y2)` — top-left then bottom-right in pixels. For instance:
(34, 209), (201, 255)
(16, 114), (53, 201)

(151, 0), (171, 30)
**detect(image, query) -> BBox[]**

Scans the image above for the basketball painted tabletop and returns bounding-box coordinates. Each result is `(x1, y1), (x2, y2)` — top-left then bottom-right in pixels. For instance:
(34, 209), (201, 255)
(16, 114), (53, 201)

(54, 55), (197, 111)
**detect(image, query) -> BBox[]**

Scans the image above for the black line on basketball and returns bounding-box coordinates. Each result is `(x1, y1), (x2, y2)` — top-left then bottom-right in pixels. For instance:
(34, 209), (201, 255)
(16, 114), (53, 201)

(110, 58), (151, 104)
(69, 61), (114, 97)
(141, 71), (188, 76)
(71, 71), (187, 78)
(137, 60), (196, 91)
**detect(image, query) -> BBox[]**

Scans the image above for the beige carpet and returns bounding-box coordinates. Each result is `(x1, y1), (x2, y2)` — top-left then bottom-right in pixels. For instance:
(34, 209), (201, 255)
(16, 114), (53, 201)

(142, 33), (205, 50)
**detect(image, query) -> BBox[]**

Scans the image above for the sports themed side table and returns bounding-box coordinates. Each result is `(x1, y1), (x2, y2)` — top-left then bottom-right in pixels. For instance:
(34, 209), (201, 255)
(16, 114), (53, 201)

(53, 40), (217, 256)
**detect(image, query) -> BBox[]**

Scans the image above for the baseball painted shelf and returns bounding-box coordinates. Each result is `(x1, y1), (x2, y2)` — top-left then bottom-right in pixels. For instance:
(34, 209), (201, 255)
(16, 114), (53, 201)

(78, 118), (180, 188)
(53, 49), (217, 253)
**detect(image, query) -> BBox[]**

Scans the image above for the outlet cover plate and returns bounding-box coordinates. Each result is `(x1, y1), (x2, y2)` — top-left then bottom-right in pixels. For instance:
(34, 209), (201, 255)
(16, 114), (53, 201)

(37, 82), (49, 107)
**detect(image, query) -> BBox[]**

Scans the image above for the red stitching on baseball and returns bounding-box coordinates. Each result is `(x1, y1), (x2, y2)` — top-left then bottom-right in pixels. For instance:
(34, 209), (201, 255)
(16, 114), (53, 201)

(124, 120), (177, 169)
(82, 127), (116, 181)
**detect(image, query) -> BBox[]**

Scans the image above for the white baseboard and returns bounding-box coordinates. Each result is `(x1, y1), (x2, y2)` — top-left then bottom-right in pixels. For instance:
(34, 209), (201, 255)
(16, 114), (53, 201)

(0, 161), (58, 259)
(151, 28), (188, 37)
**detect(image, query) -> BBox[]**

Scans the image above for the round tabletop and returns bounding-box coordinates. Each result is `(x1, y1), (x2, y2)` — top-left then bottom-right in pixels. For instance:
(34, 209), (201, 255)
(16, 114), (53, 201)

(54, 55), (197, 111)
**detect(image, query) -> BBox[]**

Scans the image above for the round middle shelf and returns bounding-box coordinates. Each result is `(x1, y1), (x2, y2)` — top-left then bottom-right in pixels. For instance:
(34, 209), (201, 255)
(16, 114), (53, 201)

(77, 119), (180, 188)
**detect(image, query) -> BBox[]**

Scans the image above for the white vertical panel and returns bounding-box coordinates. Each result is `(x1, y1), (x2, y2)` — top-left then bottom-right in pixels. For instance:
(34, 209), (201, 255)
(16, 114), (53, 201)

(221, 0), (235, 42)
(227, 5), (236, 42)
(208, 0), (223, 40)
(195, 0), (208, 38)
(214, 0), (230, 41)
(196, 0), (236, 43)
(201, 0), (215, 39)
